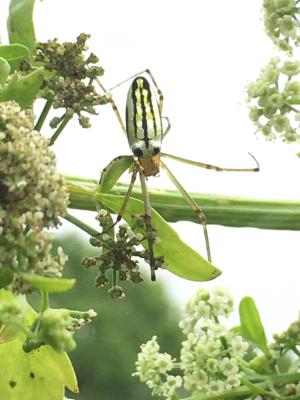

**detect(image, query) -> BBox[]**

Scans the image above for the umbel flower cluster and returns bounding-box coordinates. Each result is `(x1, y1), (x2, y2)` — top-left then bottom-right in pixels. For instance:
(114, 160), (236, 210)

(134, 287), (249, 399)
(82, 209), (164, 299)
(263, 0), (300, 53)
(0, 101), (69, 291)
(248, 1), (300, 150)
(31, 33), (109, 129)
(23, 307), (97, 353)
(247, 58), (300, 145)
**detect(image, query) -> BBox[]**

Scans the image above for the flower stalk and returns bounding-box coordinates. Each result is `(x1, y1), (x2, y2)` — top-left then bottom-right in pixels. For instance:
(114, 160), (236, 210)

(66, 177), (300, 231)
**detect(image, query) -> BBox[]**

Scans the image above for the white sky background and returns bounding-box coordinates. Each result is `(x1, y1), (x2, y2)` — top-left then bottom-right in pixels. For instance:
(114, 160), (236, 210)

(1, 0), (300, 335)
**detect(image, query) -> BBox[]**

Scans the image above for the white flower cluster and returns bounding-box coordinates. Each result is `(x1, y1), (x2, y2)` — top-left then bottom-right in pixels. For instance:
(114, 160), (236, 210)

(0, 101), (69, 290)
(133, 336), (182, 400)
(263, 0), (300, 53)
(134, 287), (250, 399)
(247, 57), (300, 145)
(179, 287), (248, 395)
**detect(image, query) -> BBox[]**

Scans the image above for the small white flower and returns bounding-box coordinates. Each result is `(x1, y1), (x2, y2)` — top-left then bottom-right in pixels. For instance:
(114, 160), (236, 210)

(101, 233), (110, 241)
(226, 373), (241, 388)
(154, 352), (174, 373)
(219, 357), (239, 377)
(206, 357), (218, 372)
(34, 211), (44, 220)
(230, 335), (249, 356)
(126, 227), (135, 240)
(87, 309), (97, 318)
(206, 379), (225, 394)
(136, 233), (143, 241)
(16, 179), (27, 189)
(98, 209), (108, 217)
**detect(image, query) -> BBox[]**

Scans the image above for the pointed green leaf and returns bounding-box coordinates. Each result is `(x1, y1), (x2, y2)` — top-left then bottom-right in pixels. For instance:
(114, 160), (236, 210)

(20, 273), (75, 293)
(0, 301), (78, 400)
(0, 267), (14, 288)
(0, 57), (11, 85)
(99, 155), (134, 193)
(0, 68), (44, 108)
(7, 0), (36, 52)
(98, 193), (221, 281)
(239, 296), (269, 354)
(0, 44), (30, 63)
(0, 44), (30, 71)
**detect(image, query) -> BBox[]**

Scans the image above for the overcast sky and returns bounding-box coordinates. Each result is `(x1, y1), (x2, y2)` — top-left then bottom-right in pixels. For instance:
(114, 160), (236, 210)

(1, 0), (299, 335)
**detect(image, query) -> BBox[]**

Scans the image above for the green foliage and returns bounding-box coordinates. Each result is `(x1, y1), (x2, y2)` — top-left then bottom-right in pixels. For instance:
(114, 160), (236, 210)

(7, 0), (36, 52)
(0, 290), (78, 399)
(239, 296), (269, 355)
(0, 267), (14, 289)
(98, 192), (221, 281)
(0, 68), (44, 107)
(0, 57), (11, 84)
(49, 233), (183, 400)
(135, 287), (300, 400)
(0, 43), (30, 70)
(99, 156), (135, 193)
(20, 273), (76, 293)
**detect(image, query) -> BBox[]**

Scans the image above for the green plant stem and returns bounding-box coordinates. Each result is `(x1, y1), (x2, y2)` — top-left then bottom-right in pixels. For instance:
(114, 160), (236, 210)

(181, 371), (300, 399)
(49, 113), (72, 145)
(64, 212), (99, 237)
(34, 99), (53, 131)
(65, 176), (300, 231)
(41, 290), (49, 312)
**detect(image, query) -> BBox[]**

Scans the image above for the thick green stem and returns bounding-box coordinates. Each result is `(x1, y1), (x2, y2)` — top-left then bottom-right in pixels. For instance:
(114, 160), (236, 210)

(41, 290), (49, 312)
(65, 176), (300, 231)
(34, 99), (53, 132)
(49, 114), (72, 145)
(64, 212), (99, 237)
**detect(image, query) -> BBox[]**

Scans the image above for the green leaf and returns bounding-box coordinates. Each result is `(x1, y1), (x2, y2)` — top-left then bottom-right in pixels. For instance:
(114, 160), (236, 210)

(239, 296), (269, 354)
(0, 68), (44, 108)
(0, 302), (78, 400)
(98, 193), (221, 281)
(99, 155), (134, 193)
(7, 0), (36, 52)
(0, 44), (30, 63)
(0, 44), (30, 71)
(0, 267), (14, 288)
(20, 273), (76, 293)
(0, 57), (11, 85)
(0, 290), (25, 343)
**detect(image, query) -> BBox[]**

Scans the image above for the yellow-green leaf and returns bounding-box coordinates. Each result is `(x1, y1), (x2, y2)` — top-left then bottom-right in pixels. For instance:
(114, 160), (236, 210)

(98, 193), (221, 281)
(0, 57), (11, 85)
(20, 273), (75, 293)
(7, 0), (36, 52)
(0, 68), (44, 108)
(0, 302), (78, 400)
(0, 44), (30, 70)
(99, 155), (134, 193)
(239, 296), (269, 355)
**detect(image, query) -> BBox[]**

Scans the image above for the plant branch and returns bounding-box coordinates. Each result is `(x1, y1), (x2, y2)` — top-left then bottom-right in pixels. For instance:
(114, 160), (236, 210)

(65, 176), (300, 231)
(40, 290), (49, 312)
(49, 113), (72, 145)
(34, 99), (53, 131)
(63, 212), (99, 237)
